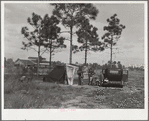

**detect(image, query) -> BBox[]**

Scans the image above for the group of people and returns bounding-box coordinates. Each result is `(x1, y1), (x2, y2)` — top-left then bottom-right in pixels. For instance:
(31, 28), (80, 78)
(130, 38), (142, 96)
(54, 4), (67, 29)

(103, 61), (123, 69)
(77, 61), (123, 85)
(77, 65), (100, 85)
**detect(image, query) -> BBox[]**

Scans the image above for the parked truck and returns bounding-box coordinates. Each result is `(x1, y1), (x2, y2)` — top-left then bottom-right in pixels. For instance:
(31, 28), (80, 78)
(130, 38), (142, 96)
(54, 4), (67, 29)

(101, 65), (128, 88)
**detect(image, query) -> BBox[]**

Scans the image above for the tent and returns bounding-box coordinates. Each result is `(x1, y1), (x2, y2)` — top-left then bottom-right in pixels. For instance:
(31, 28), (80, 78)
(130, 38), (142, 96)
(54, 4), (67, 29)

(44, 64), (79, 85)
(44, 65), (67, 84)
(66, 64), (79, 85)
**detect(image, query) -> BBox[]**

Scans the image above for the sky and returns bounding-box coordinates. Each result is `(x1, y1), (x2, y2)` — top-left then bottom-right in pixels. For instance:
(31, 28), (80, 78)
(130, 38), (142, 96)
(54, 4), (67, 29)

(4, 2), (145, 67)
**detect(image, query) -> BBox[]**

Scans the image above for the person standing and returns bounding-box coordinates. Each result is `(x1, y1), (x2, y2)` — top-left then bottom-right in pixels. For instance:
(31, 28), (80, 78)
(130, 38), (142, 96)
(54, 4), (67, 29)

(77, 66), (83, 85)
(117, 61), (122, 69)
(99, 71), (104, 86)
(88, 67), (95, 85)
(107, 61), (112, 68)
(112, 61), (117, 68)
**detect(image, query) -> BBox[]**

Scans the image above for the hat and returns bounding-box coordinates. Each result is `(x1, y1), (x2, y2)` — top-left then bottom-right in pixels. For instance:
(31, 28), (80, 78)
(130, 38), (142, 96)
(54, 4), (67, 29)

(113, 61), (116, 64)
(117, 61), (120, 63)
(108, 61), (111, 64)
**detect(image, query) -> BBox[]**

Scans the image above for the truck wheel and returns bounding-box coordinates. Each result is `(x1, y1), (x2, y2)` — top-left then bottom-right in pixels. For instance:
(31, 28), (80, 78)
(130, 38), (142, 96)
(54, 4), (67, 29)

(121, 81), (124, 88)
(43, 77), (46, 82)
(101, 82), (105, 87)
(120, 85), (123, 88)
(100, 80), (104, 86)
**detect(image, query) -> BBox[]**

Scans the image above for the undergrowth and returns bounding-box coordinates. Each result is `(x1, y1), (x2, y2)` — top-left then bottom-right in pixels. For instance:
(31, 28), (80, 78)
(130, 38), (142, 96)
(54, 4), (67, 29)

(4, 74), (83, 109)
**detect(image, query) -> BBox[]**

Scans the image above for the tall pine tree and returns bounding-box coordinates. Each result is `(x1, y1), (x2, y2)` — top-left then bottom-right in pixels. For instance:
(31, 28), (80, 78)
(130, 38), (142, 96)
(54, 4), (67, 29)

(21, 13), (66, 76)
(102, 14), (126, 62)
(51, 3), (98, 64)
(74, 19), (104, 64)
(41, 14), (66, 67)
(21, 13), (44, 77)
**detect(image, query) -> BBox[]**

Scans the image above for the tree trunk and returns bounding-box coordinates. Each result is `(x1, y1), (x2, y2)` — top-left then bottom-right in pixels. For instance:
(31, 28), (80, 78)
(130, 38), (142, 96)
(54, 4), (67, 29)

(37, 45), (40, 78)
(69, 26), (73, 64)
(110, 38), (113, 62)
(85, 39), (87, 65)
(110, 43), (112, 62)
(49, 40), (52, 69)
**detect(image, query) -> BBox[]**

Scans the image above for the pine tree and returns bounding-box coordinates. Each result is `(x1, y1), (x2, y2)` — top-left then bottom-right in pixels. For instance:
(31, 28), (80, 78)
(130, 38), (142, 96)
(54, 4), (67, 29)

(41, 14), (66, 67)
(73, 19), (104, 64)
(51, 3), (98, 64)
(102, 14), (126, 62)
(21, 13), (66, 76)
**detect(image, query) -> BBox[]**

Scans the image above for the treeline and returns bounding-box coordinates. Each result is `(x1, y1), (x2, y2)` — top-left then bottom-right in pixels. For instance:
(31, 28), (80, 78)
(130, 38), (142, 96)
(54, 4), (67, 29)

(128, 66), (144, 71)
(21, 3), (126, 77)
(4, 57), (103, 71)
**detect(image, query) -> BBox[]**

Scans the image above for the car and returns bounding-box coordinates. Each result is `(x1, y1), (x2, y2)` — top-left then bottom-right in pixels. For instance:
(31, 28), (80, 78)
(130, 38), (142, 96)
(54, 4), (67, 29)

(101, 68), (125, 88)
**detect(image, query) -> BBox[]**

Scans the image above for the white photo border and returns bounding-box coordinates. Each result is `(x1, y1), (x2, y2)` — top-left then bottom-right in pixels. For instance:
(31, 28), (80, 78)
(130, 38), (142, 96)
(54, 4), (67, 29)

(1, 1), (148, 120)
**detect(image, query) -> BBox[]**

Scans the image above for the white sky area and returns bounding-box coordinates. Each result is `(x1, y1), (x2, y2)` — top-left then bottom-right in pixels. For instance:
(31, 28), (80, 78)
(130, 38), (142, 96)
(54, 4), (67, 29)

(4, 3), (145, 66)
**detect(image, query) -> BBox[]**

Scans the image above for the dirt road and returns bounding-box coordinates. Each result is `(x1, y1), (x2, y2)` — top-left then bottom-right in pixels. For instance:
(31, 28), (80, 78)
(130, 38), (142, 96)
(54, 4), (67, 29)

(60, 85), (111, 109)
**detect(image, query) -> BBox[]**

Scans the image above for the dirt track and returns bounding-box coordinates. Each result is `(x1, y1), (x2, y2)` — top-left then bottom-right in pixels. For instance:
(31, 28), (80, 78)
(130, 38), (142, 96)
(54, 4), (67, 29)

(60, 85), (111, 109)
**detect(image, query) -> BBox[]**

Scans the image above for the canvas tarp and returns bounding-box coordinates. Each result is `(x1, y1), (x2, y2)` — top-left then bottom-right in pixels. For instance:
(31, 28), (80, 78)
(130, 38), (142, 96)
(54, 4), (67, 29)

(45, 64), (79, 85)
(66, 64), (79, 85)
(45, 65), (67, 84)
(45, 64), (106, 85)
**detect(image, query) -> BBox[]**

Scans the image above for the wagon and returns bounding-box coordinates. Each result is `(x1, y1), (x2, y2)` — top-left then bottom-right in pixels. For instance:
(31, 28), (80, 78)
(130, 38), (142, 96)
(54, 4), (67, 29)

(102, 68), (125, 88)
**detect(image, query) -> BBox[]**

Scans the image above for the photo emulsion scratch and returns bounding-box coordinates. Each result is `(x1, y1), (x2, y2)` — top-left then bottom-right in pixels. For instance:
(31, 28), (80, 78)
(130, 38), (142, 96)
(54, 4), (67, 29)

(2, 1), (148, 120)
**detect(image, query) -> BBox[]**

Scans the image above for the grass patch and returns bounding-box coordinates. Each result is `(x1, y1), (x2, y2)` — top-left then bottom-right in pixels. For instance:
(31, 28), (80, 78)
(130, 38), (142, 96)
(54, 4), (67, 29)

(4, 75), (85, 109)
(4, 70), (144, 109)
(94, 87), (144, 109)
(106, 90), (144, 108)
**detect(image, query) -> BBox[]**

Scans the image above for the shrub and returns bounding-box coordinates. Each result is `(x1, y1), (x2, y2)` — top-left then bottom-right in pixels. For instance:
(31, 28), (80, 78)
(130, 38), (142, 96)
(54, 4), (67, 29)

(4, 74), (18, 94)
(4, 82), (14, 94)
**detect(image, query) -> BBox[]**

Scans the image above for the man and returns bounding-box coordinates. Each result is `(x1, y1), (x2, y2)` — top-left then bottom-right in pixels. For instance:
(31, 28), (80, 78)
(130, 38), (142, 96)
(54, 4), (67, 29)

(117, 61), (122, 69)
(107, 61), (112, 68)
(88, 67), (95, 85)
(102, 63), (107, 69)
(77, 66), (84, 85)
(99, 71), (104, 86)
(112, 61), (117, 68)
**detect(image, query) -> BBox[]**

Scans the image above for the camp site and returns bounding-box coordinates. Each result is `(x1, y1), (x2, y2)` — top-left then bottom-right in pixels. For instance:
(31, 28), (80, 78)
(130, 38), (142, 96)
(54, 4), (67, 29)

(4, 2), (146, 111)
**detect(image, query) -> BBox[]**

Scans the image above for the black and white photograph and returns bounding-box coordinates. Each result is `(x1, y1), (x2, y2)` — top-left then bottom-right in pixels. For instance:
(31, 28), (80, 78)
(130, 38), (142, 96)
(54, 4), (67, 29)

(1, 1), (148, 120)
